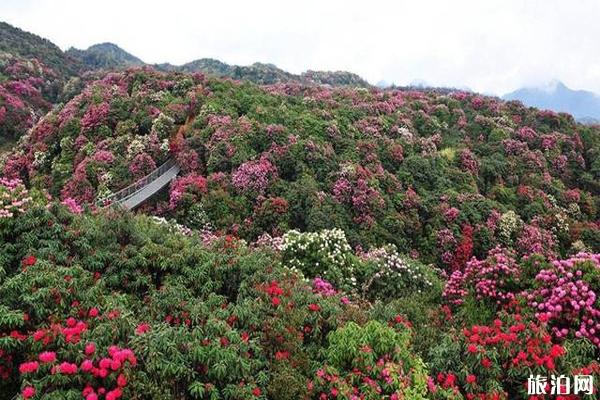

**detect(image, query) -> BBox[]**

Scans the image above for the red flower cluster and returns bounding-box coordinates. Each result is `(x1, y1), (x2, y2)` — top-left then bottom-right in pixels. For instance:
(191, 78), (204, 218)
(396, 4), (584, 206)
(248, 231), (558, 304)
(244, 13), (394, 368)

(17, 343), (136, 399)
(463, 317), (564, 370)
(19, 360), (39, 374)
(390, 314), (413, 329)
(32, 317), (88, 345)
(432, 314), (578, 399)
(264, 280), (284, 307)
(164, 310), (191, 327)
(21, 255), (37, 268)
(135, 323), (151, 335)
(38, 351), (56, 364)
(451, 224), (473, 271)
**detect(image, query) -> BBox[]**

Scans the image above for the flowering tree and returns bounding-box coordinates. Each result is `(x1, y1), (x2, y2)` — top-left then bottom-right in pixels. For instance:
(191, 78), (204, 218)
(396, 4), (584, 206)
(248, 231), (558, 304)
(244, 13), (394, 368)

(232, 157), (277, 195)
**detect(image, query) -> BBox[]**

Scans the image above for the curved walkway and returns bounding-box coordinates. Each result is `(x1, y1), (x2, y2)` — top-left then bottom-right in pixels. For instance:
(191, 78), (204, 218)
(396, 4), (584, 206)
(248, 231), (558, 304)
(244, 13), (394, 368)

(96, 159), (180, 210)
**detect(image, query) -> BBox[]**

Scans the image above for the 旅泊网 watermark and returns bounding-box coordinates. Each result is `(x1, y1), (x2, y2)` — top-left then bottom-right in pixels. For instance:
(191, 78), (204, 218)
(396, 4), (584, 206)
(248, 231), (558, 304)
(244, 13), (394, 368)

(527, 374), (594, 396)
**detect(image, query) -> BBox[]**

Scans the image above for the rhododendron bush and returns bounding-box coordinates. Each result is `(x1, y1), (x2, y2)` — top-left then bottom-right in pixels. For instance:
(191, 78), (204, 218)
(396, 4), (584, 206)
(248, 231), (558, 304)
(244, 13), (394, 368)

(0, 178), (34, 219)
(0, 53), (62, 142)
(312, 321), (429, 399)
(428, 313), (599, 399)
(0, 202), (441, 399)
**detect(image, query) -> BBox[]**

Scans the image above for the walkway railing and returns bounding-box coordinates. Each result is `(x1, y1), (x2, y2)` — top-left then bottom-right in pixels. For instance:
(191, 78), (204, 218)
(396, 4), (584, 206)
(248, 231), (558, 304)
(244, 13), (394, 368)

(96, 158), (179, 209)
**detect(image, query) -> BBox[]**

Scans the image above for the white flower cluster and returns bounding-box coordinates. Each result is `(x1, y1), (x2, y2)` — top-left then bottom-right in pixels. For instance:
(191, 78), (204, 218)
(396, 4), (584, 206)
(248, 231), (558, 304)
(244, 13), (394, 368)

(148, 90), (167, 103)
(569, 240), (590, 255)
(99, 171), (113, 185)
(553, 211), (570, 234)
(566, 203), (581, 219)
(32, 151), (47, 168)
(547, 194), (574, 233)
(281, 228), (357, 288)
(95, 185), (113, 203)
(151, 216), (193, 236)
(498, 210), (522, 244)
(126, 138), (145, 159)
(362, 246), (433, 296)
(397, 126), (413, 143)
(186, 203), (214, 231)
(151, 113), (175, 138)
(160, 138), (170, 153)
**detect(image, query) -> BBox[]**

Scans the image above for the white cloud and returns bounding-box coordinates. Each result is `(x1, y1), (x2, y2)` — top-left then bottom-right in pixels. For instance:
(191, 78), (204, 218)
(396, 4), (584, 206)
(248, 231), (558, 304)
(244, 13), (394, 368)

(1, 0), (600, 94)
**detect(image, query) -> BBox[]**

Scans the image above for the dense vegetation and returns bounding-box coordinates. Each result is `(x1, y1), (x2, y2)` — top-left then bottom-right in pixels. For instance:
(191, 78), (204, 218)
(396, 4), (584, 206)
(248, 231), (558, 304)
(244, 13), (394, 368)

(1, 173), (599, 400)
(1, 21), (599, 400)
(0, 21), (367, 145)
(5, 69), (599, 260)
(0, 23), (84, 145)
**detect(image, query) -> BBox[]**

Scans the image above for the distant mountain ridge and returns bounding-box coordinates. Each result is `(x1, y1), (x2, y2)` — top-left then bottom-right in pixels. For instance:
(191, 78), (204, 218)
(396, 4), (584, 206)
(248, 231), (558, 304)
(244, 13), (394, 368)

(4, 20), (600, 125)
(0, 20), (371, 144)
(503, 81), (600, 123)
(68, 42), (370, 87)
(158, 58), (370, 86)
(67, 42), (144, 70)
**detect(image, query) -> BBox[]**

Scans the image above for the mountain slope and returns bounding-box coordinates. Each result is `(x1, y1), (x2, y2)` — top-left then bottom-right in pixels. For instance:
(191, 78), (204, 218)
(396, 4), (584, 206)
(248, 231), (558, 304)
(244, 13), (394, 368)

(1, 23), (600, 400)
(67, 42), (145, 70)
(0, 21), (81, 76)
(0, 18), (370, 145)
(5, 68), (599, 258)
(0, 22), (83, 143)
(503, 81), (600, 122)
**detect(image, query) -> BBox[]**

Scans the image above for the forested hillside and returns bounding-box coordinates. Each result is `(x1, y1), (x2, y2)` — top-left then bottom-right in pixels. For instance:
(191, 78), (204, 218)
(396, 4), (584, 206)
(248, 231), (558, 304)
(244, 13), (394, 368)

(0, 20), (599, 400)
(0, 22), (82, 144)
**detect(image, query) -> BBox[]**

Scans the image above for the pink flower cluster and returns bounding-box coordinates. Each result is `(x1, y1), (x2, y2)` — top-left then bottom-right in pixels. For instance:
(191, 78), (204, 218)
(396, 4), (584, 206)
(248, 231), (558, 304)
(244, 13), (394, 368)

(169, 174), (208, 208)
(232, 157), (277, 195)
(459, 149), (479, 175)
(7, 80), (39, 97)
(332, 175), (385, 226)
(93, 150), (115, 164)
(516, 223), (556, 259)
(403, 187), (420, 209)
(528, 253), (600, 346)
(564, 189), (581, 204)
(129, 152), (157, 179)
(516, 126), (537, 141)
(540, 133), (559, 150)
(61, 197), (83, 214)
(312, 278), (337, 297)
(502, 139), (528, 155)
(60, 163), (94, 204)
(19, 345), (136, 400)
(0, 177), (33, 218)
(471, 96), (485, 109)
(552, 154), (568, 173)
(443, 207), (460, 223)
(176, 148), (200, 173)
(443, 247), (519, 306)
(81, 102), (110, 132)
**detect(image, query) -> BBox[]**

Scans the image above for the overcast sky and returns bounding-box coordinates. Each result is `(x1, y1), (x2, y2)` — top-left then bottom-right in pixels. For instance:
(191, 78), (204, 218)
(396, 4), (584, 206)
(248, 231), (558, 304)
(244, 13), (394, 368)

(2, 0), (600, 95)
